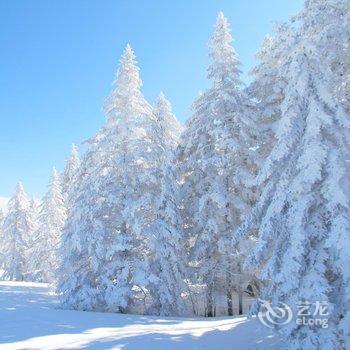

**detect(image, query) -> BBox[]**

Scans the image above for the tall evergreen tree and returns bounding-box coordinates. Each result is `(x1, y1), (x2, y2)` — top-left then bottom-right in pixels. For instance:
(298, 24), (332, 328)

(61, 144), (80, 206)
(26, 196), (41, 280)
(0, 183), (32, 281)
(153, 92), (182, 151)
(58, 45), (167, 313)
(32, 168), (67, 283)
(146, 156), (187, 316)
(298, 0), (350, 115)
(178, 12), (256, 316)
(238, 1), (350, 347)
(247, 23), (294, 165)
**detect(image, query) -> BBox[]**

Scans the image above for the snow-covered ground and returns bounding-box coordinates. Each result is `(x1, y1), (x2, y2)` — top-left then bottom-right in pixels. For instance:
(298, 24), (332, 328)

(0, 282), (277, 350)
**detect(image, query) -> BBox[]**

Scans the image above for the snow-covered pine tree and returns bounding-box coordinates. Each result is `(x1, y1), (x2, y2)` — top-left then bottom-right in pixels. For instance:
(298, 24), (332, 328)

(153, 92), (182, 150)
(242, 25), (296, 302)
(58, 44), (167, 313)
(298, 0), (350, 115)
(297, 1), (350, 347)
(141, 93), (184, 316)
(333, 5), (350, 115)
(57, 133), (107, 310)
(61, 144), (80, 207)
(247, 23), (294, 165)
(0, 183), (32, 281)
(178, 12), (256, 316)
(26, 196), (41, 281)
(238, 1), (350, 347)
(28, 197), (40, 239)
(32, 168), (67, 283)
(146, 154), (187, 316)
(29, 197), (40, 222)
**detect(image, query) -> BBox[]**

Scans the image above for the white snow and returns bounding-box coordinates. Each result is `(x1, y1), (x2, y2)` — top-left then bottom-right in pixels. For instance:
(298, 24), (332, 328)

(0, 197), (8, 213)
(0, 281), (277, 350)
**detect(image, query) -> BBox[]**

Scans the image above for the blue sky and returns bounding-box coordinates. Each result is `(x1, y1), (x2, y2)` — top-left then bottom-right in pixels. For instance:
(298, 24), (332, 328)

(0, 0), (303, 200)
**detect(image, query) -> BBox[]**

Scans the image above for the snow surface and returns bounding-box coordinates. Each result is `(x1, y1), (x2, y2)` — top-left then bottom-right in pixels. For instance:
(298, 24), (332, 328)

(0, 281), (277, 349)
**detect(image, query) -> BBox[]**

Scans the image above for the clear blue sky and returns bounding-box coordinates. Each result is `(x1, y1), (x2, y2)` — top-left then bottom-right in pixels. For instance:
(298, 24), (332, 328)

(0, 0), (303, 199)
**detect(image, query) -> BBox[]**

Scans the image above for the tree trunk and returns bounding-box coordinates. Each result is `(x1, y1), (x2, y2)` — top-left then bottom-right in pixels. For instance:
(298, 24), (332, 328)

(226, 270), (233, 316)
(238, 290), (243, 315)
(227, 290), (233, 316)
(206, 284), (214, 317)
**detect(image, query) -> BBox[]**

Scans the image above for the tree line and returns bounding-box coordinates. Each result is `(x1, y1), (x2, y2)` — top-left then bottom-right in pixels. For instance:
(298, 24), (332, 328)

(0, 1), (349, 348)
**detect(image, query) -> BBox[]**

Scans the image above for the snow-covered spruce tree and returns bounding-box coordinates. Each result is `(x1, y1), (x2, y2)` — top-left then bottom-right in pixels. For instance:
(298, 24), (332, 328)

(57, 134), (107, 310)
(144, 94), (184, 316)
(146, 155), (187, 316)
(247, 23), (294, 164)
(0, 183), (33, 281)
(237, 5), (350, 349)
(154, 92), (182, 151)
(28, 197), (40, 238)
(61, 144), (80, 207)
(243, 25), (296, 300)
(178, 12), (256, 316)
(29, 196), (40, 220)
(32, 168), (67, 283)
(58, 45), (167, 313)
(297, 1), (350, 347)
(332, 4), (350, 115)
(26, 196), (41, 280)
(297, 0), (350, 115)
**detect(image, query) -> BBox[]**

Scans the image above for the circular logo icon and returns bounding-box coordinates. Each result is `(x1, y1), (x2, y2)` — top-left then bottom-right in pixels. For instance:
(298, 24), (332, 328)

(257, 299), (293, 328)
